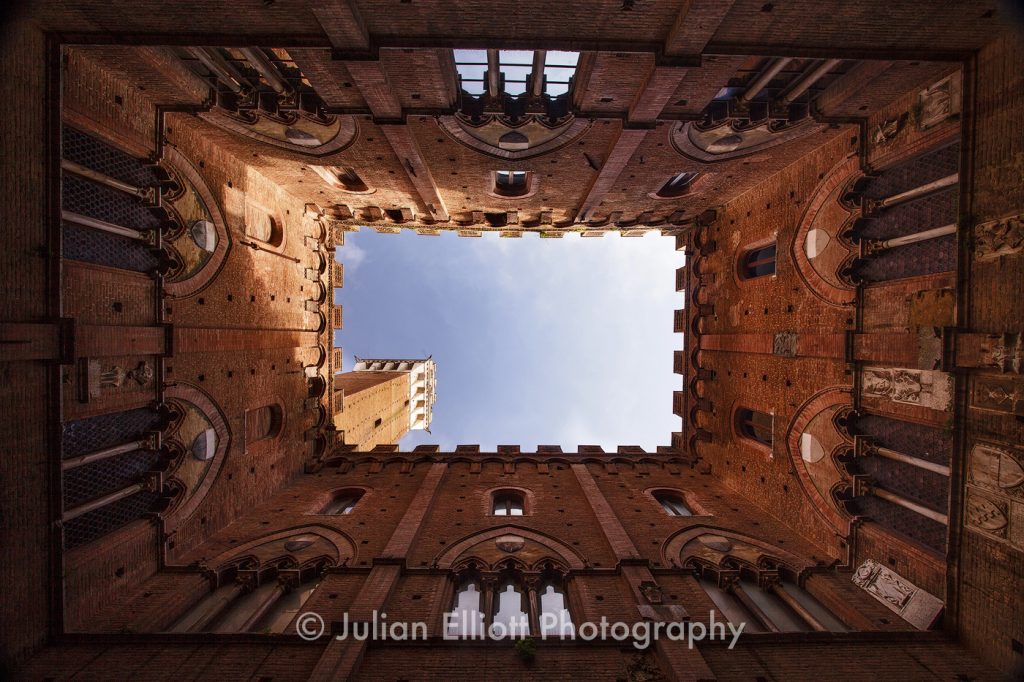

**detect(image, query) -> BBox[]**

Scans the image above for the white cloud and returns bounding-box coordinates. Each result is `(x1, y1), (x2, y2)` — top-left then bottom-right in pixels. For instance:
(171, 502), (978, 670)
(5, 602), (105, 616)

(339, 241), (368, 273)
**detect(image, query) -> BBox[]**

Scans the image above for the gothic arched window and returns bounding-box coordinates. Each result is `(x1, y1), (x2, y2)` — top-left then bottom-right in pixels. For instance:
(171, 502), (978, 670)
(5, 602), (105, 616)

(492, 581), (531, 637)
(538, 581), (575, 636)
(697, 573), (846, 634)
(447, 579), (486, 637)
(169, 574), (322, 634)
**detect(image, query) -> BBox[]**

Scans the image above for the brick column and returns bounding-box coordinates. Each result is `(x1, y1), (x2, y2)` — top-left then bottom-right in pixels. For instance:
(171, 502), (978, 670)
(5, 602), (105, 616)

(571, 463), (713, 682)
(309, 461), (447, 681)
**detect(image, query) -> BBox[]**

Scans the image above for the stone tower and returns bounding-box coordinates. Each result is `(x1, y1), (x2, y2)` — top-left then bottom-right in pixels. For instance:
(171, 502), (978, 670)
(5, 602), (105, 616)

(333, 357), (436, 449)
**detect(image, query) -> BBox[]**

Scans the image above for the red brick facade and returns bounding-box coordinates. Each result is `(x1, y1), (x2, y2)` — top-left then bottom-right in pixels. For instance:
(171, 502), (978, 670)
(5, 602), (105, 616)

(1, 2), (1022, 680)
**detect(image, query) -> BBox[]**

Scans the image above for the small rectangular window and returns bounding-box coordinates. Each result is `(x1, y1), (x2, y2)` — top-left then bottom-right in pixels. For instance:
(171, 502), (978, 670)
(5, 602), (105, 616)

(740, 243), (777, 279)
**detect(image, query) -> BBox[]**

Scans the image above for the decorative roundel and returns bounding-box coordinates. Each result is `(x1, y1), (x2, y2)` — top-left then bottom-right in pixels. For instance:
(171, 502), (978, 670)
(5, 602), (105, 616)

(284, 535), (318, 552)
(697, 535), (734, 552)
(495, 534), (526, 553)
(189, 219), (217, 253)
(190, 428), (217, 461)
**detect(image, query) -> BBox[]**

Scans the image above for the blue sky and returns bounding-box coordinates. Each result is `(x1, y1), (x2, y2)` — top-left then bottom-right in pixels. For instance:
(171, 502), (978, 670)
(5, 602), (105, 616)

(334, 229), (684, 451)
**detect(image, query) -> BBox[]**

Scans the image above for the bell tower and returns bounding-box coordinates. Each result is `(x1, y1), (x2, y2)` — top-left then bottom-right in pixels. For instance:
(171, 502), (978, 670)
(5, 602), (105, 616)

(332, 357), (437, 449)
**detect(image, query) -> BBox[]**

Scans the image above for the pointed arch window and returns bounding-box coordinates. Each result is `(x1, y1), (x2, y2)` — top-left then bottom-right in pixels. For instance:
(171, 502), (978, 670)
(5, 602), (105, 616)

(539, 581), (575, 636)
(492, 490), (525, 516)
(654, 491), (692, 517)
(740, 242), (777, 279)
(447, 579), (486, 637)
(736, 408), (773, 447)
(492, 581), (531, 637)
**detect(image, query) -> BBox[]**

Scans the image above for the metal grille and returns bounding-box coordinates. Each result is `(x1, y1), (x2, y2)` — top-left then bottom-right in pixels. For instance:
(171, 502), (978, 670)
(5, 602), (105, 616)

(863, 142), (960, 199)
(62, 223), (160, 273)
(856, 495), (947, 554)
(63, 449), (161, 509)
(858, 189), (958, 241)
(62, 126), (160, 187)
(62, 408), (162, 458)
(853, 234), (956, 283)
(63, 491), (161, 550)
(62, 174), (162, 231)
(853, 415), (951, 465)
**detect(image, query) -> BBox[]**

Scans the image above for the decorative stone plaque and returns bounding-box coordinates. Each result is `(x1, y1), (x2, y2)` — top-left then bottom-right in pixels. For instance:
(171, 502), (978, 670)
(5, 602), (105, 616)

(852, 559), (943, 630)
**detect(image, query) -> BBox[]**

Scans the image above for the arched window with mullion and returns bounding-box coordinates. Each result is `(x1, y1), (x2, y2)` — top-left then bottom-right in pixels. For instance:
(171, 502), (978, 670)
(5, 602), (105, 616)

(492, 490), (524, 516)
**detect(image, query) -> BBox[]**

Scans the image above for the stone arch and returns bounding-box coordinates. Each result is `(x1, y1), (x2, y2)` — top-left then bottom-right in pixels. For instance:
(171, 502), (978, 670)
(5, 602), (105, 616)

(162, 383), (231, 532)
(435, 525), (586, 571)
(437, 114), (592, 160)
(784, 387), (856, 536)
(791, 154), (861, 306)
(202, 525), (356, 572)
(197, 109), (357, 157)
(670, 118), (826, 162)
(663, 525), (814, 573)
(161, 146), (231, 298)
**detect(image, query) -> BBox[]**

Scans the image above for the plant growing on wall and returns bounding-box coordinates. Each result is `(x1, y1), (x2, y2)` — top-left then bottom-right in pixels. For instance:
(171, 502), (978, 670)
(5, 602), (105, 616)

(514, 637), (537, 665)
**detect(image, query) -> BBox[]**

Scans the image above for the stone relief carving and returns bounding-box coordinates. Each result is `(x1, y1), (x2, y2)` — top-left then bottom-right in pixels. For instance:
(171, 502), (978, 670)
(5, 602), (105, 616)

(85, 359), (154, 398)
(861, 367), (953, 411)
(494, 534), (525, 553)
(966, 442), (1024, 550)
(851, 559), (943, 630)
(870, 114), (907, 147)
(773, 331), (798, 358)
(916, 71), (961, 130)
(966, 492), (1009, 537)
(969, 443), (1024, 498)
(971, 375), (1024, 415)
(974, 332), (1023, 373)
(973, 214), (1024, 260)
